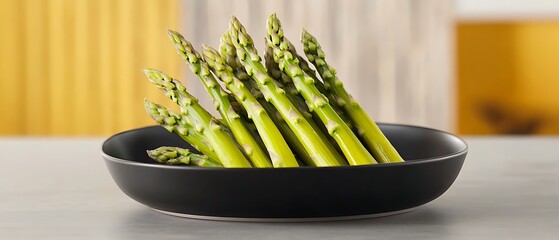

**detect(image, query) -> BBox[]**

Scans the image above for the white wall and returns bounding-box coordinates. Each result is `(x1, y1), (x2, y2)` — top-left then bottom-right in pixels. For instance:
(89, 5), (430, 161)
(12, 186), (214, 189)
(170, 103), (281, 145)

(457, 0), (559, 21)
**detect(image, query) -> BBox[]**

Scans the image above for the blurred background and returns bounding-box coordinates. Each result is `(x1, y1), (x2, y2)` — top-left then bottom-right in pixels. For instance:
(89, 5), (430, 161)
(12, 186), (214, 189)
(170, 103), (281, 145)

(0, 0), (558, 136)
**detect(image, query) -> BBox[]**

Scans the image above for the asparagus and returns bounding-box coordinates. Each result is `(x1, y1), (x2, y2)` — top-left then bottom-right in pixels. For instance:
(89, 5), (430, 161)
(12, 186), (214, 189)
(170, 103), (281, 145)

(202, 44), (299, 168)
(228, 98), (266, 150)
(282, 41), (326, 93)
(264, 46), (337, 134)
(228, 17), (341, 167)
(301, 29), (405, 163)
(143, 68), (252, 168)
(167, 30), (273, 168)
(216, 36), (316, 166)
(219, 32), (252, 83)
(219, 31), (314, 122)
(289, 44), (355, 130)
(270, 31), (355, 131)
(144, 99), (219, 161)
(264, 46), (310, 115)
(267, 14), (376, 165)
(230, 99), (249, 120)
(217, 32), (317, 165)
(264, 46), (348, 166)
(281, 41), (337, 105)
(147, 146), (223, 167)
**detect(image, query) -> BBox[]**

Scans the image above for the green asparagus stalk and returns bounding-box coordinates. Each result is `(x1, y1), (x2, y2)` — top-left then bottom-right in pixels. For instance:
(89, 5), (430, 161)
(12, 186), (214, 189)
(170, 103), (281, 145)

(278, 36), (355, 130)
(265, 45), (350, 129)
(143, 68), (252, 168)
(228, 98), (266, 150)
(301, 29), (405, 163)
(214, 37), (316, 166)
(264, 46), (348, 166)
(147, 146), (223, 167)
(283, 41), (326, 92)
(230, 99), (249, 120)
(202, 44), (299, 168)
(264, 45), (338, 133)
(218, 32), (317, 165)
(220, 32), (313, 121)
(144, 99), (219, 161)
(258, 97), (316, 166)
(264, 46), (310, 114)
(147, 146), (191, 164)
(167, 30), (272, 168)
(213, 35), (304, 167)
(267, 14), (376, 165)
(280, 42), (327, 98)
(219, 32), (253, 83)
(228, 17), (341, 167)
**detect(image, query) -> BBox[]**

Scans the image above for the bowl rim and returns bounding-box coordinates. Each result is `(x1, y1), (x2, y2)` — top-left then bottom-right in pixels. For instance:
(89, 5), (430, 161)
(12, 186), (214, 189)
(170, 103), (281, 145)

(101, 123), (468, 171)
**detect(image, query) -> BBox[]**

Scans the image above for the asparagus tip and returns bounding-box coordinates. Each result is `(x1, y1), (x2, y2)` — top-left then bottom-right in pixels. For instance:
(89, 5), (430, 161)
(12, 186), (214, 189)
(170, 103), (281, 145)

(201, 43), (211, 51)
(142, 67), (153, 75)
(166, 28), (181, 37)
(230, 16), (238, 29)
(301, 28), (312, 41)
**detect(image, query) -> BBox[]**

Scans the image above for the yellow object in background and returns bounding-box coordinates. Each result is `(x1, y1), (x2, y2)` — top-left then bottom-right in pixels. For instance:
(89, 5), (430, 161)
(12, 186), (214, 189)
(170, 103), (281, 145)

(457, 22), (559, 135)
(0, 0), (181, 136)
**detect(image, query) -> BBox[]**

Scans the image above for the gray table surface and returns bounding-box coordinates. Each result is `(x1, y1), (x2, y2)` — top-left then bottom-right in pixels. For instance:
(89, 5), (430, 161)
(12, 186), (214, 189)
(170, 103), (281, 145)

(1, 137), (558, 239)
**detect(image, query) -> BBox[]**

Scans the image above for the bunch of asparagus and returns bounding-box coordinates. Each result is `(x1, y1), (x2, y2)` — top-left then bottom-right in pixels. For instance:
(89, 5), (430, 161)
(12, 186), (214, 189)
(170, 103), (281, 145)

(144, 14), (404, 168)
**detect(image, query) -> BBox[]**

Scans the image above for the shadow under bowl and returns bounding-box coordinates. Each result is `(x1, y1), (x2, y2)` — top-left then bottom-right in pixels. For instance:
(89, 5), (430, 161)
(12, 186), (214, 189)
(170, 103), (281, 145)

(102, 123), (467, 222)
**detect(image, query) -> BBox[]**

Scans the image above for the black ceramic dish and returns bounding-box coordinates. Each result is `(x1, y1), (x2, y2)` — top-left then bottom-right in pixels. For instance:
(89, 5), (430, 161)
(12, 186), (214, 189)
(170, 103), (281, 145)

(102, 124), (467, 222)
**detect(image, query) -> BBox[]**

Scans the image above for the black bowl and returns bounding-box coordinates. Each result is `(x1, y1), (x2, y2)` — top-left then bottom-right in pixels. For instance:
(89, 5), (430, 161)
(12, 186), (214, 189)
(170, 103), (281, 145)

(102, 124), (467, 221)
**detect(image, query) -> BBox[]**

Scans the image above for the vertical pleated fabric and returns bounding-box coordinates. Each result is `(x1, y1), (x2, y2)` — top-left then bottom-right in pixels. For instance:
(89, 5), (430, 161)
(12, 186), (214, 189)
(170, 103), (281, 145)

(0, 0), (181, 136)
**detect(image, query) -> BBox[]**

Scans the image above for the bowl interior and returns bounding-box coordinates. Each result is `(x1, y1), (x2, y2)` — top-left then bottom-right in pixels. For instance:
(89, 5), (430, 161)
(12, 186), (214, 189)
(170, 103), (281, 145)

(103, 124), (467, 164)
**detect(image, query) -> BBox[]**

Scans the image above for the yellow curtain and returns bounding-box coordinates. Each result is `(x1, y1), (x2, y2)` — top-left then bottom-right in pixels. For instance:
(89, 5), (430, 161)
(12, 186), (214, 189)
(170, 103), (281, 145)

(0, 0), (181, 136)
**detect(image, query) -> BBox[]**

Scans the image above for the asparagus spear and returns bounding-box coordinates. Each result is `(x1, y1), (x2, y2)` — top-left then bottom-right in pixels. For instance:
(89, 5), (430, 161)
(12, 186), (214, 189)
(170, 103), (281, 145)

(167, 30), (273, 168)
(228, 17), (341, 167)
(228, 98), (266, 150)
(216, 37), (316, 166)
(285, 43), (355, 130)
(219, 32), (252, 83)
(301, 29), (405, 163)
(220, 31), (315, 120)
(202, 44), (299, 168)
(264, 46), (348, 166)
(218, 32), (317, 166)
(267, 14), (376, 165)
(230, 99), (249, 120)
(264, 45), (339, 134)
(147, 146), (223, 167)
(144, 99), (219, 161)
(264, 46), (310, 114)
(143, 68), (252, 168)
(278, 41), (338, 107)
